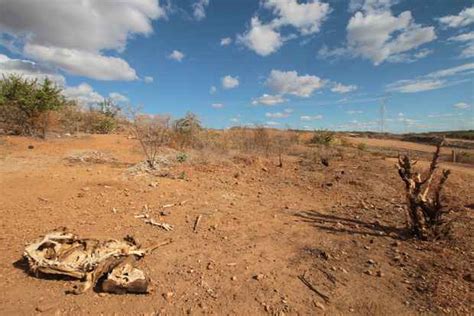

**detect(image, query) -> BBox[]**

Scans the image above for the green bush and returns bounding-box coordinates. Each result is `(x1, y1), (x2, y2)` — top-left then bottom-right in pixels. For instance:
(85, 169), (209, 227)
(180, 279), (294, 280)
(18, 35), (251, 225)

(310, 130), (335, 146)
(176, 152), (188, 163)
(0, 74), (67, 136)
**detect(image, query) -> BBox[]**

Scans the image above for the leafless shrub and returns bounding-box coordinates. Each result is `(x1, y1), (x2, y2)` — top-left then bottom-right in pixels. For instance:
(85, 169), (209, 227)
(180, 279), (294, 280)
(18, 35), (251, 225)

(132, 114), (171, 169)
(397, 138), (451, 239)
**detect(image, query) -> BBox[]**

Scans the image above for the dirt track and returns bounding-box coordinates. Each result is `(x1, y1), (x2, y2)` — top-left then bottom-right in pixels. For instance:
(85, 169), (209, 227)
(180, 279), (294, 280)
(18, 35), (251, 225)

(0, 135), (472, 315)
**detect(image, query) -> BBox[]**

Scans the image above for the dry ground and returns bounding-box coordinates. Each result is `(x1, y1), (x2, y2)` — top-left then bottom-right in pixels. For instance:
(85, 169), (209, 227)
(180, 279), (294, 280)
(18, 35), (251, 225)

(0, 134), (472, 315)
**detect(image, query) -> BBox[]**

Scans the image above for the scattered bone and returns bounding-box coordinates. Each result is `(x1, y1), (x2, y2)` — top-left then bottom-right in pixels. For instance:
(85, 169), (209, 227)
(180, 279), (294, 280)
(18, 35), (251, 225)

(136, 205), (174, 231)
(22, 230), (170, 294)
(194, 215), (203, 233)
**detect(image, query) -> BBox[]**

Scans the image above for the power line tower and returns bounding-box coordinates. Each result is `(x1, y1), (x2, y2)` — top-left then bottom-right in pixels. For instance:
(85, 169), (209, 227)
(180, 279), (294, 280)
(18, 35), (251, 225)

(379, 96), (387, 133)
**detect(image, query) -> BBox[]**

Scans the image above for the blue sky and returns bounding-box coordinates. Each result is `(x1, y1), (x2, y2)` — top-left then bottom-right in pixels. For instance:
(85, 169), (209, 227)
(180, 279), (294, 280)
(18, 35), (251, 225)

(0, 0), (472, 132)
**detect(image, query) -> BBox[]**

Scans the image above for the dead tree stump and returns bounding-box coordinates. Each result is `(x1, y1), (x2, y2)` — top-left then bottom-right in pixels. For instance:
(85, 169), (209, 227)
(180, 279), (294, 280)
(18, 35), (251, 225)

(397, 138), (451, 239)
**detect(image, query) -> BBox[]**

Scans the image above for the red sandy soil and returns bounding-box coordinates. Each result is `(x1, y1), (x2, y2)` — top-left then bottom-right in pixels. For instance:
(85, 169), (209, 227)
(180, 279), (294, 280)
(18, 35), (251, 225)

(0, 134), (472, 315)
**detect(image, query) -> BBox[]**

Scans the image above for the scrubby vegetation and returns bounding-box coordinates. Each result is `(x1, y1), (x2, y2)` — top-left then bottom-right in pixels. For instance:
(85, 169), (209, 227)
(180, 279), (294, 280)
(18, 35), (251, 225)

(0, 75), (68, 137)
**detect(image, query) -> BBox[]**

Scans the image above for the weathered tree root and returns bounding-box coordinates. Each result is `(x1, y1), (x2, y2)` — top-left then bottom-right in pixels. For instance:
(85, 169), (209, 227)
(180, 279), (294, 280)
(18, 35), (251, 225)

(23, 229), (168, 294)
(397, 138), (451, 239)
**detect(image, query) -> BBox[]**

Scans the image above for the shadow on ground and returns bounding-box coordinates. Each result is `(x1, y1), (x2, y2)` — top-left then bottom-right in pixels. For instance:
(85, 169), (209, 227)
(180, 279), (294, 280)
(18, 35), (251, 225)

(295, 210), (408, 239)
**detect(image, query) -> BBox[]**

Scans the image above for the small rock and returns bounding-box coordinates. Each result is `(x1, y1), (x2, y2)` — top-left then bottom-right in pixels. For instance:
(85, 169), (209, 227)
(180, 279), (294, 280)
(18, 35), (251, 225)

(163, 292), (174, 300)
(261, 167), (268, 172)
(231, 276), (237, 281)
(376, 270), (384, 277)
(28, 145), (34, 149)
(367, 259), (375, 265)
(253, 273), (265, 280)
(149, 182), (158, 188)
(365, 270), (373, 276)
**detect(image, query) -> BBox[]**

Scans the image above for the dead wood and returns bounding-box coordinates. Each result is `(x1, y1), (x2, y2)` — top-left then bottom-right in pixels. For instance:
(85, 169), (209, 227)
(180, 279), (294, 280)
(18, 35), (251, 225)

(396, 138), (451, 239)
(298, 273), (330, 302)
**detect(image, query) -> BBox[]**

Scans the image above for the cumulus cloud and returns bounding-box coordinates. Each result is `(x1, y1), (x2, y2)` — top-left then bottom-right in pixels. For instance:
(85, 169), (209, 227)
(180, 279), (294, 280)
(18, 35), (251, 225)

(347, 10), (436, 65)
(438, 6), (474, 28)
(211, 103), (224, 109)
(300, 115), (323, 121)
(209, 85), (217, 94)
(238, 1), (331, 56)
(386, 62), (474, 93)
(0, 53), (65, 84)
(24, 44), (137, 81)
(266, 70), (323, 97)
(331, 83), (357, 93)
(252, 94), (286, 106)
(168, 50), (185, 62)
(320, 1), (435, 65)
(263, 0), (331, 35)
(221, 75), (239, 89)
(192, 0), (210, 21)
(63, 83), (104, 106)
(109, 92), (129, 103)
(220, 37), (232, 46)
(237, 17), (283, 56)
(0, 0), (166, 80)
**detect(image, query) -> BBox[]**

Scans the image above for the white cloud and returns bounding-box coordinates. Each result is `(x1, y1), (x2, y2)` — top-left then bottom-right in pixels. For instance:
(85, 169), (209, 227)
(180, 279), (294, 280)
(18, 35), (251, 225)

(425, 62), (474, 78)
(192, 0), (210, 21)
(263, 0), (331, 35)
(386, 79), (445, 93)
(349, 0), (399, 12)
(63, 83), (104, 106)
(453, 102), (471, 109)
(168, 50), (185, 62)
(237, 17), (283, 56)
(448, 31), (474, 59)
(0, 0), (166, 80)
(449, 31), (474, 42)
(386, 62), (474, 93)
(265, 121), (280, 126)
(211, 103), (224, 109)
(460, 43), (474, 58)
(24, 44), (137, 80)
(347, 10), (436, 65)
(331, 83), (357, 93)
(265, 111), (291, 118)
(0, 53), (65, 84)
(347, 110), (364, 115)
(252, 93), (286, 106)
(238, 0), (331, 56)
(300, 115), (323, 121)
(144, 76), (154, 83)
(220, 37), (232, 46)
(209, 85), (217, 94)
(438, 6), (474, 28)
(266, 70), (323, 97)
(221, 75), (239, 89)
(109, 92), (129, 103)
(230, 117), (240, 123)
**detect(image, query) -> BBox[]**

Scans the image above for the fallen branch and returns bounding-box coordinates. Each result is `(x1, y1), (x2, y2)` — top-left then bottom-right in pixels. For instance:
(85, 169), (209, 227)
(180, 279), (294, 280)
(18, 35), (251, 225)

(298, 274), (330, 302)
